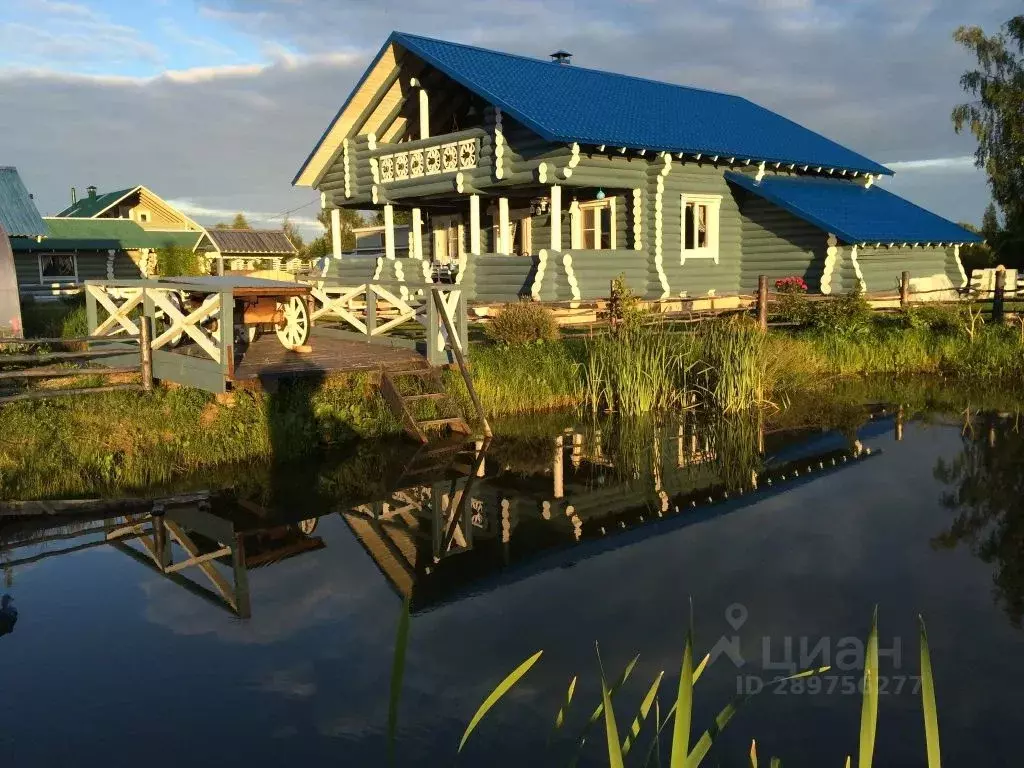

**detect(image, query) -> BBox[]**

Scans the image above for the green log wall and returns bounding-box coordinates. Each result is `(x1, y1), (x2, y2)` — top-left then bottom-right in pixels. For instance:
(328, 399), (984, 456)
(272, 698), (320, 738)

(738, 192), (828, 293)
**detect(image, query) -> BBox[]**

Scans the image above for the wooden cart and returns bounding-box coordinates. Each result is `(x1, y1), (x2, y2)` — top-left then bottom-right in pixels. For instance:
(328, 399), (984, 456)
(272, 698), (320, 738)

(160, 276), (312, 351)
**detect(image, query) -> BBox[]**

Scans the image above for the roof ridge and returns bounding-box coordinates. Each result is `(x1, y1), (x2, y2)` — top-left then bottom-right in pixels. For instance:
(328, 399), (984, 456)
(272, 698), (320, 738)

(392, 30), (735, 100)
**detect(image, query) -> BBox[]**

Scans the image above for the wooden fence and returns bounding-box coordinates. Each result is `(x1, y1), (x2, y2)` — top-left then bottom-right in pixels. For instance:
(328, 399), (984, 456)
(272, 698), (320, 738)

(0, 326), (152, 405)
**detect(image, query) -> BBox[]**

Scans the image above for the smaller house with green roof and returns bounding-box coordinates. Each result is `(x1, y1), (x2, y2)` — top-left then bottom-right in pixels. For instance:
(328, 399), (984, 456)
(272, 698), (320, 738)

(12, 184), (205, 297)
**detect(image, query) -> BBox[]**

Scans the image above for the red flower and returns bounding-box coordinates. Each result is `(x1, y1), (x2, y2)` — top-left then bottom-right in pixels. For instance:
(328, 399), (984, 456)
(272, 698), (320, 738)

(775, 276), (808, 293)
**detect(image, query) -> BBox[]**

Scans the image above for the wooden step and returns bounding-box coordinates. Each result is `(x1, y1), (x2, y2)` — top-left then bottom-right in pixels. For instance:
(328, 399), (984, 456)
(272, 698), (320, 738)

(403, 392), (447, 402)
(417, 417), (470, 430)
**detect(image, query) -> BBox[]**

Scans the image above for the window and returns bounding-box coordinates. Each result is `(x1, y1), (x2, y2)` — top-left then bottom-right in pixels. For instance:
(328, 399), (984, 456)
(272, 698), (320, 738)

(680, 194), (721, 263)
(578, 199), (616, 250)
(38, 253), (78, 283)
(490, 210), (533, 255)
(139, 211), (150, 223)
(433, 215), (463, 264)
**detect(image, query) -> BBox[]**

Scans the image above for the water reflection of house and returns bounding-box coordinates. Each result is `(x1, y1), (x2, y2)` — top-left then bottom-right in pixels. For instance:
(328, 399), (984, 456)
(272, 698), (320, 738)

(341, 415), (892, 612)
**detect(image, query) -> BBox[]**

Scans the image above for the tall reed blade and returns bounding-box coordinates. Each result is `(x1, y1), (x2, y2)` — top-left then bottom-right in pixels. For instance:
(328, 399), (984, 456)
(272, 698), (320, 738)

(918, 616), (941, 768)
(553, 675), (578, 733)
(669, 619), (695, 768)
(858, 607), (879, 768)
(749, 739), (758, 768)
(601, 675), (626, 768)
(622, 672), (665, 755)
(387, 595), (411, 765)
(458, 650), (543, 753)
(569, 653), (640, 766)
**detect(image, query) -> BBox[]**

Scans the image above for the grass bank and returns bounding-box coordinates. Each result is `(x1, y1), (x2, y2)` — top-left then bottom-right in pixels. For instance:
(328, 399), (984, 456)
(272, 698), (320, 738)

(0, 375), (399, 499)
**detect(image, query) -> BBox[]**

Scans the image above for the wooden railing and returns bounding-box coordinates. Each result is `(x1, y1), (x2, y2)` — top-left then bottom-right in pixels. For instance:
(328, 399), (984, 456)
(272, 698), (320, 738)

(311, 279), (469, 366)
(0, 331), (150, 405)
(85, 280), (235, 393)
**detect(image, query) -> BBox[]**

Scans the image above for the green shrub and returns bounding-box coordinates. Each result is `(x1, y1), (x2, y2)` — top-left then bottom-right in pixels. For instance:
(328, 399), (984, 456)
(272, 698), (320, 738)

(485, 301), (559, 346)
(155, 245), (203, 276)
(774, 291), (811, 324)
(607, 273), (646, 329)
(807, 287), (872, 337)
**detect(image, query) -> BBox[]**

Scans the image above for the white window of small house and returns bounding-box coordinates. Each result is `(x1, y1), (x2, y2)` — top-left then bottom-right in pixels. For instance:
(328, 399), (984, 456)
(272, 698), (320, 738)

(491, 210), (533, 255)
(680, 194), (721, 263)
(38, 253), (78, 283)
(579, 199), (617, 250)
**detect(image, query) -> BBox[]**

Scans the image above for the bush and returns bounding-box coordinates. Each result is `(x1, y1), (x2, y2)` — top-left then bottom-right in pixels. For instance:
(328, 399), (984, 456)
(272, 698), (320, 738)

(607, 273), (646, 329)
(807, 287), (872, 337)
(485, 301), (559, 346)
(155, 245), (203, 276)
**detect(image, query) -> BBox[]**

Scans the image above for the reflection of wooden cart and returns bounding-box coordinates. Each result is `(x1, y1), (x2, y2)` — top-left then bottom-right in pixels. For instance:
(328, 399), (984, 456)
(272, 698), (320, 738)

(160, 276), (312, 351)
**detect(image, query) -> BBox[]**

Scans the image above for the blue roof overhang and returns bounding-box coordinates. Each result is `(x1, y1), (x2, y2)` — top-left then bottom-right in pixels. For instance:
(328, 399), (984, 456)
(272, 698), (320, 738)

(295, 32), (895, 186)
(725, 172), (983, 245)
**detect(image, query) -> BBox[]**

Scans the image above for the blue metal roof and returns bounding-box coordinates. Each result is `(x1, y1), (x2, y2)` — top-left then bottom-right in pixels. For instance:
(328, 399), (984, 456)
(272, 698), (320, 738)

(0, 167), (47, 238)
(725, 172), (982, 245)
(390, 32), (892, 176)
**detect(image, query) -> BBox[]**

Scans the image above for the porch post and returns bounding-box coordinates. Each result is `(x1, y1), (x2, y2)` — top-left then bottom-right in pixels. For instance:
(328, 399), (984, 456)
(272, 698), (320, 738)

(569, 198), (581, 249)
(498, 197), (510, 254)
(550, 185), (562, 251)
(383, 204), (396, 260)
(330, 208), (342, 259)
(411, 207), (423, 260)
(469, 194), (481, 255)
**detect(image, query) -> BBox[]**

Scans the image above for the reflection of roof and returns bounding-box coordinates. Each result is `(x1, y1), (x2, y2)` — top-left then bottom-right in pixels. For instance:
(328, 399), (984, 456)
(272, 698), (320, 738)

(202, 229), (298, 255)
(55, 186), (137, 218)
(10, 218), (202, 251)
(0, 167), (47, 237)
(726, 172), (981, 245)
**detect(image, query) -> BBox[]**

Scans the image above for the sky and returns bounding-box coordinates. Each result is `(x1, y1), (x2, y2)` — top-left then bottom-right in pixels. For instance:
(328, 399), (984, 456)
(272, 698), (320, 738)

(0, 0), (1016, 237)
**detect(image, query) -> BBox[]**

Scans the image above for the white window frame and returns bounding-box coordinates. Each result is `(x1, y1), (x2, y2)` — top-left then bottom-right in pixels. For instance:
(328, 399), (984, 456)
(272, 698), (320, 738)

(432, 214), (464, 265)
(680, 193), (721, 264)
(576, 198), (617, 250)
(489, 208), (533, 256)
(38, 252), (79, 284)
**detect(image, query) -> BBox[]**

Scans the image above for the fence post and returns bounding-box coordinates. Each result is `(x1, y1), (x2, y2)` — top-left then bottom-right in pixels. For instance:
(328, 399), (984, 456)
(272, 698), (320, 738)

(365, 284), (377, 341)
(899, 271), (910, 308)
(139, 311), (153, 393)
(757, 275), (768, 333)
(993, 265), (1006, 324)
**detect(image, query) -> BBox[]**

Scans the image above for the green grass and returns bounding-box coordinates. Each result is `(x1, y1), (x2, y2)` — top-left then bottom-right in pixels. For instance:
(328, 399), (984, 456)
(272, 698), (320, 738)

(0, 375), (400, 499)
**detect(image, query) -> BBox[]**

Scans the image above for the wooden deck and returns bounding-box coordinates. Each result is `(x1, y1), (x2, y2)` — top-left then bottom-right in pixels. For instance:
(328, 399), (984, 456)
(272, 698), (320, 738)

(230, 328), (426, 384)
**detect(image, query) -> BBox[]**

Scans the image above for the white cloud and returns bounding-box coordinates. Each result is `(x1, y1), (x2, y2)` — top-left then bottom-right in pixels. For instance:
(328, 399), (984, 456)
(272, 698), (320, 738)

(884, 155), (977, 172)
(169, 199), (323, 231)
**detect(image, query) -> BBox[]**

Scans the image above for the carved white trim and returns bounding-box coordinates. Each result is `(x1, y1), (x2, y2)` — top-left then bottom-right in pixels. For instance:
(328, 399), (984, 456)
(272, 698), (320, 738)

(850, 245), (866, 291)
(653, 155), (673, 298)
(537, 162), (548, 184)
(376, 138), (478, 185)
(755, 161), (766, 182)
(821, 233), (839, 294)
(632, 188), (643, 251)
(532, 249), (548, 300)
(563, 251), (580, 304)
(953, 244), (967, 288)
(493, 108), (505, 180)
(343, 138), (352, 198)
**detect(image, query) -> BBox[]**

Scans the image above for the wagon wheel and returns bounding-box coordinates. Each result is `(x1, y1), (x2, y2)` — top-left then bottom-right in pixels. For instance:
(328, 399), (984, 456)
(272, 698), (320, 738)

(153, 291), (185, 348)
(298, 518), (318, 535)
(275, 296), (310, 350)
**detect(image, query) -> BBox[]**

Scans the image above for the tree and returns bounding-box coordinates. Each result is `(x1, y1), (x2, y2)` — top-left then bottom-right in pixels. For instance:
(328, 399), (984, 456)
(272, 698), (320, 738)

(282, 216), (304, 251)
(372, 208), (412, 226)
(982, 202), (1002, 243)
(303, 207), (364, 261)
(952, 16), (1024, 236)
(213, 212), (252, 230)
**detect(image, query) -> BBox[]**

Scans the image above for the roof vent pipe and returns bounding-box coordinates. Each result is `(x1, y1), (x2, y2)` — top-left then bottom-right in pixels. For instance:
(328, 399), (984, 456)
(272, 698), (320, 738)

(70, 187), (77, 205)
(87, 185), (97, 199)
(550, 50), (572, 65)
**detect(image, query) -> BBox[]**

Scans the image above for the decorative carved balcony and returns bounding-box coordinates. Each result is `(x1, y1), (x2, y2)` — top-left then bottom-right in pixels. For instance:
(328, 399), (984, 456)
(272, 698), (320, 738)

(377, 136), (480, 184)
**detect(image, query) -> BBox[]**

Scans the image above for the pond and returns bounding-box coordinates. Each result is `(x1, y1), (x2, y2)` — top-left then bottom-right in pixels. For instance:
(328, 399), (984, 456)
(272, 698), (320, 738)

(2, 385), (1023, 766)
